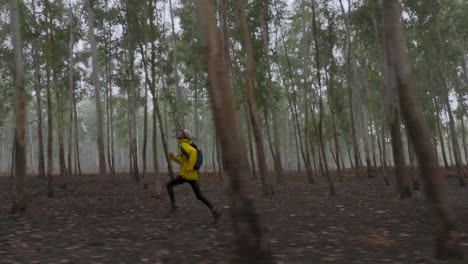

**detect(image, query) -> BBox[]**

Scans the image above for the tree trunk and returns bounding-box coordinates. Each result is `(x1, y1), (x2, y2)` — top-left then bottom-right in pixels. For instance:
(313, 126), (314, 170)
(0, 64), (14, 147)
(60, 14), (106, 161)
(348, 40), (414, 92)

(383, 0), (462, 258)
(195, 1), (273, 262)
(260, 0), (284, 184)
(375, 111), (390, 186)
(47, 3), (66, 188)
(168, 0), (184, 128)
(406, 129), (420, 190)
(105, 38), (114, 176)
(312, 1), (335, 195)
(244, 106), (257, 180)
(10, 0), (26, 213)
(67, 13), (75, 177)
(369, 119), (378, 175)
(273, 1), (309, 178)
(151, 98), (162, 198)
(325, 36), (342, 182)
(339, 0), (361, 177)
(73, 95), (82, 176)
(390, 109), (412, 198)
(44, 0), (54, 198)
(32, 0), (45, 180)
(235, 0), (273, 196)
(126, 36), (139, 182)
(431, 0), (466, 185)
(54, 72), (66, 188)
(86, 0), (107, 184)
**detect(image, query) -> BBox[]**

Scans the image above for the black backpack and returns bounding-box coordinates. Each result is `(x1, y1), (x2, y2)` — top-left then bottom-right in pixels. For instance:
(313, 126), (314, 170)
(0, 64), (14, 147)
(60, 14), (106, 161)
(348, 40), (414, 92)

(181, 142), (203, 170)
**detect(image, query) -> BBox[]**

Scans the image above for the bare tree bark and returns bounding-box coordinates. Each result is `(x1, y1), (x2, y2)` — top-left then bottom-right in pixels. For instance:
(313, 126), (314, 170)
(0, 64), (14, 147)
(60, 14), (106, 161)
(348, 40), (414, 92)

(73, 94), (82, 176)
(195, 0), (273, 262)
(148, 0), (162, 197)
(273, 0), (309, 177)
(168, 0), (184, 128)
(260, 0), (284, 184)
(32, 0), (45, 180)
(45, 2), (66, 188)
(390, 108), (411, 198)
(244, 105), (257, 180)
(86, 0), (107, 184)
(325, 12), (343, 182)
(406, 129), (420, 190)
(375, 111), (390, 185)
(44, 0), (54, 198)
(339, 0), (361, 177)
(66, 5), (76, 178)
(10, 0), (26, 213)
(235, 0), (273, 195)
(312, 0), (335, 195)
(383, 0), (463, 258)
(431, 0), (466, 185)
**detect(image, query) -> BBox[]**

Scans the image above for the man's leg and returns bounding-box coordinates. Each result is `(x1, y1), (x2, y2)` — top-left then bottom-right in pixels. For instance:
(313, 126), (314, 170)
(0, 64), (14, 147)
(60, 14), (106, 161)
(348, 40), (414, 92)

(188, 180), (221, 224)
(188, 180), (213, 209)
(166, 176), (187, 210)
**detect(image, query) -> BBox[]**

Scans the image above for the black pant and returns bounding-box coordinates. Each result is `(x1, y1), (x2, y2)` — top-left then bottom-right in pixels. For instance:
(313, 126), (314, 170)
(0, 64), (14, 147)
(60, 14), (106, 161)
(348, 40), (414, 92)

(166, 176), (213, 210)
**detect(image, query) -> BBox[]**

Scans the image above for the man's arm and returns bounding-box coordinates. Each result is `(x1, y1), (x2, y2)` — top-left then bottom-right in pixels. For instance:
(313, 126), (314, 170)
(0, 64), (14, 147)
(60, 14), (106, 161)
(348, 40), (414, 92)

(169, 153), (181, 164)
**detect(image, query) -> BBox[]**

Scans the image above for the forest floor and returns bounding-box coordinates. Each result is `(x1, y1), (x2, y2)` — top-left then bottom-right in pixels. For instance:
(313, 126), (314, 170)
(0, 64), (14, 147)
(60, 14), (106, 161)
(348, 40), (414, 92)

(0, 169), (467, 264)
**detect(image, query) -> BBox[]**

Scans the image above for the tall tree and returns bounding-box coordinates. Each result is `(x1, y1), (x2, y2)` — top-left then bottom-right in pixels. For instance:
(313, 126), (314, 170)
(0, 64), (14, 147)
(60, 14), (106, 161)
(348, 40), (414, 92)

(338, 0), (361, 176)
(235, 0), (273, 195)
(168, 0), (184, 128)
(10, 0), (26, 213)
(431, 0), (466, 186)
(31, 0), (45, 179)
(195, 0), (273, 262)
(382, 0), (462, 258)
(86, 0), (107, 184)
(44, 0), (54, 198)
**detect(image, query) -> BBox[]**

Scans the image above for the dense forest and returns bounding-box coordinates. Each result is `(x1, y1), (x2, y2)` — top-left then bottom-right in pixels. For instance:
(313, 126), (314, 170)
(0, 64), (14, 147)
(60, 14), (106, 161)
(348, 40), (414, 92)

(1, 0), (467, 263)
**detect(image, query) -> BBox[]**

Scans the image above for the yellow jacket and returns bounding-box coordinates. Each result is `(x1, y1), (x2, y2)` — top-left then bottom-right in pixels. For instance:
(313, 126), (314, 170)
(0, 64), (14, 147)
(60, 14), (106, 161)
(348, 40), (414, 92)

(169, 138), (199, 180)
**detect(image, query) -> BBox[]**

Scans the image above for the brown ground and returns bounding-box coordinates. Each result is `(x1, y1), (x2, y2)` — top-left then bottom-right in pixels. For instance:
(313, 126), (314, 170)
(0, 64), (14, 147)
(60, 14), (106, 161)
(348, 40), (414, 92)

(0, 169), (467, 264)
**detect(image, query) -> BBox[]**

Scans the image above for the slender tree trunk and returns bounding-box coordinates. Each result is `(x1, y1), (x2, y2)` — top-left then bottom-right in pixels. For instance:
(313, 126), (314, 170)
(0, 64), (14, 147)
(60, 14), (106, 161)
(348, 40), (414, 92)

(260, 0), (284, 184)
(126, 35), (140, 182)
(433, 96), (449, 169)
(86, 0), (107, 183)
(54, 72), (66, 188)
(105, 39), (114, 176)
(10, 132), (16, 179)
(196, 1), (273, 261)
(325, 54), (342, 182)
(452, 87), (467, 166)
(32, 0), (45, 180)
(244, 106), (257, 180)
(273, 1), (310, 178)
(47, 5), (66, 187)
(151, 97), (162, 198)
(10, 0), (26, 213)
(370, 119), (378, 174)
(431, 0), (466, 185)
(146, 0), (161, 194)
(383, 0), (463, 258)
(460, 116), (468, 167)
(44, 0), (54, 198)
(73, 95), (82, 176)
(168, 0), (184, 128)
(312, 1), (335, 195)
(339, 0), (360, 177)
(375, 111), (390, 185)
(235, 0), (273, 195)
(67, 14), (75, 177)
(406, 130), (420, 190)
(390, 108), (412, 198)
